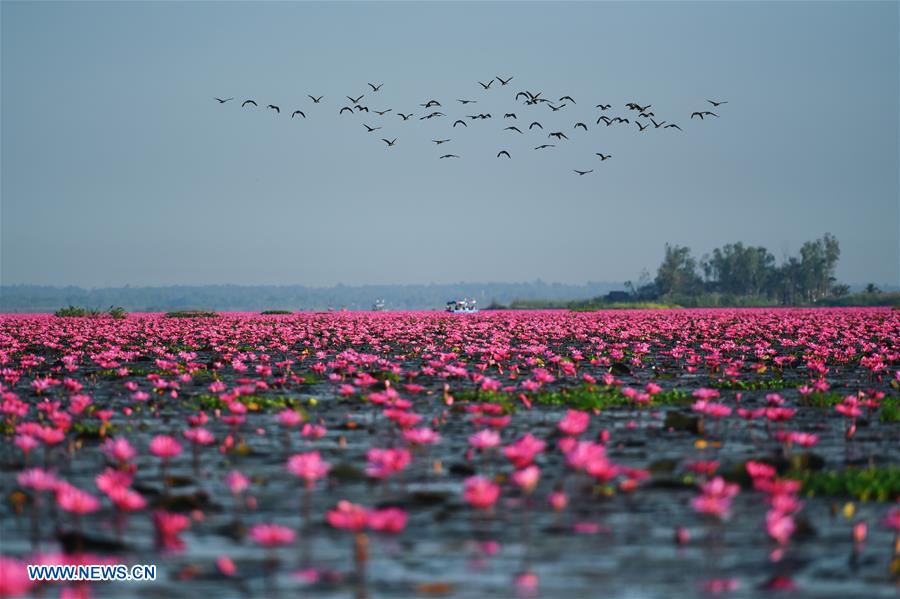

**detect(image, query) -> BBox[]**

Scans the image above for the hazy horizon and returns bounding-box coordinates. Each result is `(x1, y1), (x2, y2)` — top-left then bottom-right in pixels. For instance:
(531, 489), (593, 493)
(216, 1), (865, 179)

(3, 1), (898, 288)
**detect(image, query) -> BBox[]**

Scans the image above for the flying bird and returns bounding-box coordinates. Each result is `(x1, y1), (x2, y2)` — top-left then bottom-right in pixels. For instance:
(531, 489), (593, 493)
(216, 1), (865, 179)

(559, 95), (576, 104)
(534, 144), (555, 150)
(398, 113), (413, 120)
(457, 99), (476, 104)
(639, 112), (655, 118)
(665, 123), (682, 131)
(363, 123), (381, 132)
(339, 106), (353, 114)
(612, 117), (630, 124)
(636, 121), (649, 131)
(496, 76), (513, 86)
(291, 110), (306, 118)
(691, 111), (718, 119)
(420, 111), (444, 120)
(596, 104), (611, 110)
(453, 120), (467, 127)
(354, 105), (369, 112)
(504, 126), (523, 134)
(548, 103), (566, 111)
(439, 154), (459, 159)
(529, 121), (543, 130)
(478, 80), (493, 90)
(650, 118), (666, 128)
(597, 116), (612, 125)
(497, 150), (511, 158)
(347, 95), (365, 104)
(368, 83), (383, 92)
(373, 109), (392, 116)
(707, 99), (728, 107)
(214, 97), (233, 103)
(267, 104), (280, 113)
(382, 138), (397, 147)
(433, 139), (451, 145)
(573, 169), (593, 176)
(421, 100), (441, 108)
(574, 122), (587, 131)
(596, 153), (612, 161)
(242, 100), (257, 107)
(308, 95), (323, 103)
(504, 113), (517, 119)
(549, 131), (568, 140)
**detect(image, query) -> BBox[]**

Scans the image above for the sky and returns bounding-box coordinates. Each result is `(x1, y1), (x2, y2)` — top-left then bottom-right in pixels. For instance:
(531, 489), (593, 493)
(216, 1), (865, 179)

(2, 1), (898, 288)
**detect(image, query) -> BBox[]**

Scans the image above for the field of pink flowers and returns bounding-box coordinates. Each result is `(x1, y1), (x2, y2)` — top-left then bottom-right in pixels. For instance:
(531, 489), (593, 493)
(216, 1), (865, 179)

(1, 308), (898, 598)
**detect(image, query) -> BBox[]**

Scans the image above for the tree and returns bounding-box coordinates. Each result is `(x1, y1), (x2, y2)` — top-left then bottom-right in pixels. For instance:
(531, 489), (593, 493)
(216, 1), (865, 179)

(655, 244), (702, 297)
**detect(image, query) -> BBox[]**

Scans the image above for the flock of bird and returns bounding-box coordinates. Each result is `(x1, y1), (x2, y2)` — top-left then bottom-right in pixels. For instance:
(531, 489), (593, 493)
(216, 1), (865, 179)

(215, 77), (727, 175)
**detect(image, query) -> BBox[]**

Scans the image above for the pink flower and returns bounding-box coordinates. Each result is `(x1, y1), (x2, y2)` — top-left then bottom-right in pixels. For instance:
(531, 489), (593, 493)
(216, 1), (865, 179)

(463, 476), (501, 510)
(301, 423), (327, 439)
(183, 427), (215, 445)
(153, 511), (190, 551)
(746, 461), (776, 479)
(367, 508), (408, 533)
(57, 485), (100, 515)
(549, 491), (568, 511)
(327, 500), (369, 531)
(226, 470), (249, 494)
(503, 434), (546, 468)
(766, 510), (795, 545)
(102, 437), (137, 462)
(107, 486), (146, 511)
(512, 465), (540, 493)
(17, 467), (59, 492)
(469, 429), (501, 449)
(366, 448), (411, 479)
(277, 409), (304, 427)
(0, 556), (33, 598)
(149, 435), (182, 459)
(402, 427), (441, 445)
(557, 410), (589, 436)
(96, 468), (133, 493)
(286, 452), (331, 484)
(250, 524), (295, 547)
(216, 556), (236, 577)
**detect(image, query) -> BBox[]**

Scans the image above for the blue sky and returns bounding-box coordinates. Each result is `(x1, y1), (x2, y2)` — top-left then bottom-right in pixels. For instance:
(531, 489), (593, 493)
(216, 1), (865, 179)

(2, 1), (898, 287)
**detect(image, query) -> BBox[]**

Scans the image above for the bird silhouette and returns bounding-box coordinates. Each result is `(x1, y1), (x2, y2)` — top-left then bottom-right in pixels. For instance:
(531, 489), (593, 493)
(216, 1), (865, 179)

(439, 154), (459, 159)
(421, 100), (441, 108)
(373, 109), (392, 116)
(496, 76), (513, 86)
(354, 105), (369, 112)
(363, 124), (381, 132)
(347, 95), (364, 104)
(368, 83), (383, 92)
(650, 118), (665, 128)
(382, 138), (397, 146)
(515, 92), (530, 101)
(504, 126), (523, 134)
(691, 111), (718, 119)
(597, 116), (612, 125)
(420, 111), (444, 120)
(559, 95), (576, 104)
(548, 103), (566, 111)
(596, 153), (612, 161)
(529, 121), (543, 130)
(612, 117), (630, 124)
(534, 144), (555, 150)
(339, 106), (353, 114)
(291, 110), (306, 118)
(457, 99), (476, 104)
(497, 150), (511, 158)
(636, 122), (648, 131)
(549, 132), (568, 140)
(267, 104), (280, 113)
(573, 169), (593, 176)
(639, 112), (655, 118)
(215, 97), (233, 103)
(707, 99), (728, 107)
(242, 100), (257, 107)
(596, 104), (611, 110)
(308, 95), (324, 103)
(665, 123), (682, 131)
(574, 122), (587, 131)
(433, 139), (451, 145)
(478, 80), (493, 90)
(452, 120), (467, 127)
(504, 113), (517, 119)
(398, 113), (413, 120)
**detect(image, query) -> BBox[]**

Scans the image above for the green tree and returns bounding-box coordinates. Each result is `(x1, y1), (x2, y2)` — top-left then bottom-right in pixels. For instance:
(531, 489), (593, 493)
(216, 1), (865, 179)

(655, 244), (702, 297)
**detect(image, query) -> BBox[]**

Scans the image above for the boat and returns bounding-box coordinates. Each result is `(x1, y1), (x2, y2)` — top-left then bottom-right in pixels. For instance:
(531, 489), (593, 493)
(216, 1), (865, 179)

(446, 298), (479, 313)
(372, 299), (386, 311)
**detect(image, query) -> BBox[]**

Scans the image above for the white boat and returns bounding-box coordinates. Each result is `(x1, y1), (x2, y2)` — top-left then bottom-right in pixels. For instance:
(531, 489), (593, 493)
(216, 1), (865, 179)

(446, 298), (479, 313)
